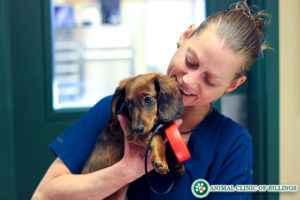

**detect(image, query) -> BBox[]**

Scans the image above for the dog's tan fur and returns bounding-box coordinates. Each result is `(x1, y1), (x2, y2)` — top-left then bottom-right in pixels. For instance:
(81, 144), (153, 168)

(81, 73), (184, 199)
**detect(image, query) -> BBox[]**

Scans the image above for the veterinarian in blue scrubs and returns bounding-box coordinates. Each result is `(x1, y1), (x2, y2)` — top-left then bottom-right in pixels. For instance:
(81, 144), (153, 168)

(33, 1), (270, 199)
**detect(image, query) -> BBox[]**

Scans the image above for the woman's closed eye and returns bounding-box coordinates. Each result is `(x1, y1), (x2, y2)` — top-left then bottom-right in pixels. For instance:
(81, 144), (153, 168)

(204, 73), (215, 86)
(186, 55), (198, 69)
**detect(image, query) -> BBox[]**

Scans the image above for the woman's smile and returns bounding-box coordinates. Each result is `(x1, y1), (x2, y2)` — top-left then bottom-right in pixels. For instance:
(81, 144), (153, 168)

(178, 83), (192, 96)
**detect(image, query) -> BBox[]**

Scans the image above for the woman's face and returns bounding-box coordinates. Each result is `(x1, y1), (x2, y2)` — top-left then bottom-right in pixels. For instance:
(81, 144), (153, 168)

(167, 26), (246, 107)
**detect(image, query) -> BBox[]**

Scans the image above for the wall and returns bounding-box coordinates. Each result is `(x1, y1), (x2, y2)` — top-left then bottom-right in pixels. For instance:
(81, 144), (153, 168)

(0, 0), (17, 199)
(279, 0), (300, 199)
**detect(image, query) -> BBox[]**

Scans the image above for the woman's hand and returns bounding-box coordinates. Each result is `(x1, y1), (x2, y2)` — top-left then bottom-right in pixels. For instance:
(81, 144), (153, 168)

(117, 114), (154, 182)
(117, 115), (183, 182)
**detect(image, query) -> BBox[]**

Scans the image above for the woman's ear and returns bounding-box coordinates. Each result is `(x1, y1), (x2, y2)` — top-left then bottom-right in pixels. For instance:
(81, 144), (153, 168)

(178, 24), (195, 46)
(225, 75), (247, 94)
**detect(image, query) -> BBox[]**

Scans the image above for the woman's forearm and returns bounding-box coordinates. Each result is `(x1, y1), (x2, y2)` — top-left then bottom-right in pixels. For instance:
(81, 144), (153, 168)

(32, 158), (132, 200)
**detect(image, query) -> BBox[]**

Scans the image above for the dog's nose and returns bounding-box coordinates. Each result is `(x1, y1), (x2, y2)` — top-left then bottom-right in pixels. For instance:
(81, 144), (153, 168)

(133, 125), (144, 133)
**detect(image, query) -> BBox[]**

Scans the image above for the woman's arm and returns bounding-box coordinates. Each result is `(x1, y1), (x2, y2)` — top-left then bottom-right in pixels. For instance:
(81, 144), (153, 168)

(32, 157), (131, 200)
(32, 115), (153, 200)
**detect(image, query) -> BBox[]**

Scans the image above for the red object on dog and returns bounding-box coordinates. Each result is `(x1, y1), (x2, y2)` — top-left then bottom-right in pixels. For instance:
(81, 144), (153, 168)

(165, 122), (191, 162)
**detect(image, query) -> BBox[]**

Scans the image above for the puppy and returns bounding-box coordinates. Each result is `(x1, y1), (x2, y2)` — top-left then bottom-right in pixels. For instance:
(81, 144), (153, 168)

(81, 73), (184, 199)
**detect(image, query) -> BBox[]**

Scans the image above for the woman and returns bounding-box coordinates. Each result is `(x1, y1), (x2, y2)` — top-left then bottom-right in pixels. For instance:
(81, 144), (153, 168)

(32, 1), (269, 199)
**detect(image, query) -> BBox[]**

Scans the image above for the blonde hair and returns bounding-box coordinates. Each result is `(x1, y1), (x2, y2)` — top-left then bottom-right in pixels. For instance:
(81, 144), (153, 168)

(190, 1), (270, 78)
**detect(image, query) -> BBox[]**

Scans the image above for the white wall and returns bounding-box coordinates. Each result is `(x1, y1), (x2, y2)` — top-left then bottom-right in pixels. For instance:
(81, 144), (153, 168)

(279, 0), (300, 199)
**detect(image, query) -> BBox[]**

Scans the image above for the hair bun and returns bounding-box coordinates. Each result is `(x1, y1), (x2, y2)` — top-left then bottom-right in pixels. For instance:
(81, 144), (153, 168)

(234, 1), (270, 38)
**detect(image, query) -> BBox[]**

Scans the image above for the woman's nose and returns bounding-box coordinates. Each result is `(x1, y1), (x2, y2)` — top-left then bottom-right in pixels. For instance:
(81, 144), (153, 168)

(182, 73), (198, 89)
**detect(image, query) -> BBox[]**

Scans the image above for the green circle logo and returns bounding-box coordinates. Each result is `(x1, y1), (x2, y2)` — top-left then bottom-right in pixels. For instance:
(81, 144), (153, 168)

(191, 179), (210, 198)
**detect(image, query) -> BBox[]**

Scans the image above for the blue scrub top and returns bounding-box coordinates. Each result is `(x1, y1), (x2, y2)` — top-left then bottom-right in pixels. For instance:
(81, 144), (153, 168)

(50, 95), (253, 200)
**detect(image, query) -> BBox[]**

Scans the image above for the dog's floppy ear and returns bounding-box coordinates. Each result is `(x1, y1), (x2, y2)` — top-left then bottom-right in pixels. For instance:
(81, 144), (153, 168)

(111, 77), (132, 116)
(154, 75), (183, 123)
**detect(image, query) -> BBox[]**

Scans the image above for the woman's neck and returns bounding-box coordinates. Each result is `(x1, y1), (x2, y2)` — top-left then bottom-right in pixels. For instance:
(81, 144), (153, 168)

(179, 104), (211, 132)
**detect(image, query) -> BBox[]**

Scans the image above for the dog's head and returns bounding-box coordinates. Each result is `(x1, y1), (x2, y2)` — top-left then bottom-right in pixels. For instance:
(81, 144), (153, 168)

(111, 73), (183, 135)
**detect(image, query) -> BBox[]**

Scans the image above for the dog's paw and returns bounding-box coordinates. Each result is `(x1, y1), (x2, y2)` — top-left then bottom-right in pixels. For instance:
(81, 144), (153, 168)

(152, 159), (169, 175)
(171, 162), (185, 176)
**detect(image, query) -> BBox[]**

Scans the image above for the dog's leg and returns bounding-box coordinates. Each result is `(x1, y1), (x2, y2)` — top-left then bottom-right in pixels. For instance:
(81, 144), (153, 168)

(149, 135), (169, 174)
(126, 134), (169, 174)
(165, 142), (185, 176)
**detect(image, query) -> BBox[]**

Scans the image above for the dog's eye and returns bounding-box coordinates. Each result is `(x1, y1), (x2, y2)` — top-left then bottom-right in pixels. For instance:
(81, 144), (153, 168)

(144, 96), (153, 104)
(125, 100), (133, 110)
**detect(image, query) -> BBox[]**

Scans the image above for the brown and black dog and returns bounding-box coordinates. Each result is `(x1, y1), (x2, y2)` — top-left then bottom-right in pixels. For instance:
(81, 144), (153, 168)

(81, 73), (184, 199)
